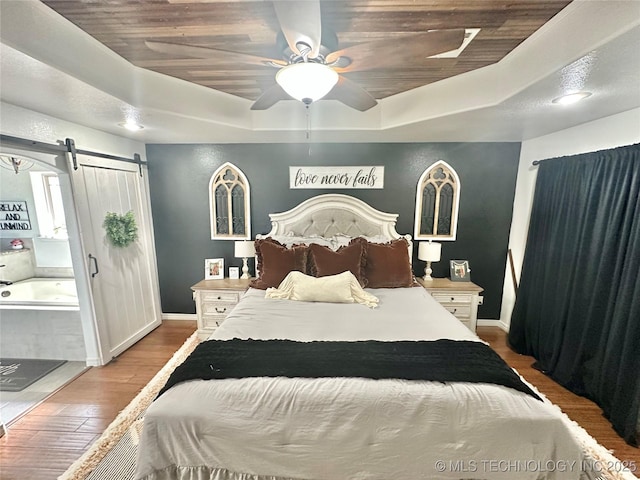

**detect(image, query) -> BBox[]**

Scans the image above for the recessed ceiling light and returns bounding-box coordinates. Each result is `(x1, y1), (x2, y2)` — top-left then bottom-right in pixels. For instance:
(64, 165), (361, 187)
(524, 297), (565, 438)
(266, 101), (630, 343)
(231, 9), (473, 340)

(552, 92), (592, 105)
(119, 121), (144, 131)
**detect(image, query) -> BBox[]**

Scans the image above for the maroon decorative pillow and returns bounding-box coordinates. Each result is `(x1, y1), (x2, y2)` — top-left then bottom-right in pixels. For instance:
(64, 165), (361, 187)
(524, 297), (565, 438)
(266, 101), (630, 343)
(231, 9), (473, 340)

(308, 241), (367, 286)
(250, 238), (308, 290)
(362, 238), (414, 288)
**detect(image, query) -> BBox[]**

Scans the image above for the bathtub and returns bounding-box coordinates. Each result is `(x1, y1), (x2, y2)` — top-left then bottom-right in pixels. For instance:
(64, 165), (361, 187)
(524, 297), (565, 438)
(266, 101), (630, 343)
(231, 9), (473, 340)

(0, 277), (78, 309)
(0, 277), (85, 361)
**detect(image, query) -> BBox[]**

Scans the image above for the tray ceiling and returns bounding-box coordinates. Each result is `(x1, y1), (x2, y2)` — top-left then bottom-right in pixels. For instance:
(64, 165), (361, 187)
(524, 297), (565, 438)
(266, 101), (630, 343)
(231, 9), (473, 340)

(1, 1), (638, 143)
(40, 1), (571, 103)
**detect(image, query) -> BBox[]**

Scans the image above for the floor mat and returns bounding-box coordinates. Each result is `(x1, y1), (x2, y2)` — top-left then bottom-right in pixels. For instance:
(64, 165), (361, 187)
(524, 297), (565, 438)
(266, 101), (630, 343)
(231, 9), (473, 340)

(0, 358), (67, 392)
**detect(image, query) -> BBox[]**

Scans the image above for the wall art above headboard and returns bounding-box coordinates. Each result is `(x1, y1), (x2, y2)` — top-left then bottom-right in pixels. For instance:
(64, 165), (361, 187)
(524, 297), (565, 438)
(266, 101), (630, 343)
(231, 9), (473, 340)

(290, 166), (384, 189)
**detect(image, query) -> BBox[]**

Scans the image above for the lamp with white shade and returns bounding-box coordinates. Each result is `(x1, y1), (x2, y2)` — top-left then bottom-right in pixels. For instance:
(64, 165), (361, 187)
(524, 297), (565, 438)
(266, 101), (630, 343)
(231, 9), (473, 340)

(418, 241), (442, 281)
(234, 240), (256, 279)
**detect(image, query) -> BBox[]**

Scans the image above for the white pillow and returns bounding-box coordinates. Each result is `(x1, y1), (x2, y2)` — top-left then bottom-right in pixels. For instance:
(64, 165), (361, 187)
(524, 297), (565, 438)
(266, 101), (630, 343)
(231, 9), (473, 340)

(265, 271), (379, 308)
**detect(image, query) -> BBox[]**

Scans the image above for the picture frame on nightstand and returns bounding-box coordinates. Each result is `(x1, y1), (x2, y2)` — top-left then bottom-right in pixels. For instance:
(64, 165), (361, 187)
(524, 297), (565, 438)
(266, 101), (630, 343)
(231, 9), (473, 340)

(228, 266), (240, 280)
(450, 260), (471, 282)
(205, 258), (224, 280)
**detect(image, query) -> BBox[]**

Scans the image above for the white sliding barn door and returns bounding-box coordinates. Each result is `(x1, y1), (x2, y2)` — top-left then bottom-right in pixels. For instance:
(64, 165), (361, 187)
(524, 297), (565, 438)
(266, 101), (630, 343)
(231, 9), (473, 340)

(69, 154), (161, 362)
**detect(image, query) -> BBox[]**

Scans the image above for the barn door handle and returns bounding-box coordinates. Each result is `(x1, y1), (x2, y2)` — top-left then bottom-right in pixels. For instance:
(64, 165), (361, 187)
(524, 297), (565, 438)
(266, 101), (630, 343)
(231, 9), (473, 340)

(88, 254), (99, 278)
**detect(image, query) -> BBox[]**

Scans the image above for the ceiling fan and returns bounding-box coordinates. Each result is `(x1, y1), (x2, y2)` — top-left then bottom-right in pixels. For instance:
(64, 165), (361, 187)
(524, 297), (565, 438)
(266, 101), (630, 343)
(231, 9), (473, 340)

(145, 1), (465, 112)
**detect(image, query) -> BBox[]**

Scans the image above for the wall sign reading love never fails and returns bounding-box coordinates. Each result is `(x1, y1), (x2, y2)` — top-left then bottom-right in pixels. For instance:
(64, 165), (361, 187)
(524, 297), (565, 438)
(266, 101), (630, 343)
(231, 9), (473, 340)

(290, 166), (384, 189)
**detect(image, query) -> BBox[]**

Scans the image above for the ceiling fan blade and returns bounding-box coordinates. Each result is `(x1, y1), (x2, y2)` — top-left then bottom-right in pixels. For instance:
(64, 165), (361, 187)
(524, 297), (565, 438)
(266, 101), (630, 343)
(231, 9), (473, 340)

(145, 41), (286, 68)
(324, 76), (378, 112)
(250, 84), (292, 110)
(272, 0), (322, 58)
(326, 29), (466, 73)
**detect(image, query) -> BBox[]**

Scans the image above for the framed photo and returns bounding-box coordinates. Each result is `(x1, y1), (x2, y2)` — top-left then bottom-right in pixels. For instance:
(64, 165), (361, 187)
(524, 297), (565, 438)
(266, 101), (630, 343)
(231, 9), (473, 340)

(228, 266), (240, 280)
(450, 260), (471, 282)
(205, 258), (224, 280)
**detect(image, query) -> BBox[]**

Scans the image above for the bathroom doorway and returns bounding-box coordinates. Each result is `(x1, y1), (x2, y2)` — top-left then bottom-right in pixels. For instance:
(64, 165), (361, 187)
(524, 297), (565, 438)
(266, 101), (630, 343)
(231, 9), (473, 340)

(1, 142), (162, 367)
(0, 150), (91, 428)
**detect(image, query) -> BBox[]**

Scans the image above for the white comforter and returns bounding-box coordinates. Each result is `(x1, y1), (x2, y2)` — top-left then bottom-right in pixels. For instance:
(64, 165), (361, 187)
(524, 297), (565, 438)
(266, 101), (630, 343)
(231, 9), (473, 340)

(136, 287), (586, 480)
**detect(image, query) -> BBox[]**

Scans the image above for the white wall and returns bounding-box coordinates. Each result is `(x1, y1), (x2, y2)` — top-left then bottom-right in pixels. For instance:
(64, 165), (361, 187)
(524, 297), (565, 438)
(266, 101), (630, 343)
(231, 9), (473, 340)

(0, 164), (40, 241)
(0, 102), (146, 160)
(499, 107), (640, 328)
(0, 163), (73, 270)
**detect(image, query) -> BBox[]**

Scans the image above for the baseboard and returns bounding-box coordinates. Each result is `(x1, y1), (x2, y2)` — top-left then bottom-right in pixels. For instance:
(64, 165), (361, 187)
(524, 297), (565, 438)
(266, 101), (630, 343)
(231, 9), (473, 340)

(162, 313), (197, 321)
(85, 356), (101, 367)
(477, 319), (509, 332)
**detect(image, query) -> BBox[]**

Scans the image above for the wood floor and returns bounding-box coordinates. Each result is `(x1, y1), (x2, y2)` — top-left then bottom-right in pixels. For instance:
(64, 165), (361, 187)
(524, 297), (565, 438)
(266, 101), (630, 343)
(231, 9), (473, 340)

(0, 322), (637, 479)
(478, 327), (639, 469)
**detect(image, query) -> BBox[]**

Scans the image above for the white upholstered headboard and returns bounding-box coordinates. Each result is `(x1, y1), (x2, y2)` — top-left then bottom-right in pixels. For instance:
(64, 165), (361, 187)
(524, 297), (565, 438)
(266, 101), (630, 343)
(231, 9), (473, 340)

(256, 194), (412, 259)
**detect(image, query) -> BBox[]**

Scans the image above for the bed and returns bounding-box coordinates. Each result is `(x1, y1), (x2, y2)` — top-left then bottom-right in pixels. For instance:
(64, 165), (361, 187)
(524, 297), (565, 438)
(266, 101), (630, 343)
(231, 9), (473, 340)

(135, 194), (592, 480)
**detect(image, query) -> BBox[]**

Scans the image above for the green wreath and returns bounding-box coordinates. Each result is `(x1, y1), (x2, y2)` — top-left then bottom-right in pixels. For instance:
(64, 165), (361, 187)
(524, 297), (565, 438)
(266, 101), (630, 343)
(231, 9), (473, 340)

(103, 211), (138, 247)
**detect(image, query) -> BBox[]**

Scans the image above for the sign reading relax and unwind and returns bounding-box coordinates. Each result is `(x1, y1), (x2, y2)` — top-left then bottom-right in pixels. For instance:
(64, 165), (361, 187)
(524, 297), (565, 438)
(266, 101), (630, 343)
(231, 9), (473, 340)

(290, 166), (384, 189)
(0, 201), (32, 231)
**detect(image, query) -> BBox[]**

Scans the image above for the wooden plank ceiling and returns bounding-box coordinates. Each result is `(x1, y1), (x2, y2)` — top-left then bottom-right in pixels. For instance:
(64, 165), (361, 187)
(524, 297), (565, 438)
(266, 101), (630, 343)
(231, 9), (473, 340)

(41, 1), (572, 102)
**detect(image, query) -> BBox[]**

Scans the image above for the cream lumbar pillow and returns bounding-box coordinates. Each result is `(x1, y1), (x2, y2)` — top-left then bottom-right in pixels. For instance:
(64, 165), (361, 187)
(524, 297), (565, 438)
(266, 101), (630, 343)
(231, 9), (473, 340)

(265, 271), (379, 308)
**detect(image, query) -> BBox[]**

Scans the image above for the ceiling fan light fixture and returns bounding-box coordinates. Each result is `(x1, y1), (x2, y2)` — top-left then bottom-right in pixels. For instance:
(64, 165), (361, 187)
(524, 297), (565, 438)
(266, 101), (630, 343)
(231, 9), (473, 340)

(276, 63), (339, 104)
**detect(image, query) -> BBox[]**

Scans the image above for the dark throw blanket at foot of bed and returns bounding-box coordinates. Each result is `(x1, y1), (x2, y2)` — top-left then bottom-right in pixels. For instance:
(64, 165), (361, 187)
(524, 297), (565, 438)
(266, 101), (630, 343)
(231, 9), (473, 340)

(156, 339), (541, 401)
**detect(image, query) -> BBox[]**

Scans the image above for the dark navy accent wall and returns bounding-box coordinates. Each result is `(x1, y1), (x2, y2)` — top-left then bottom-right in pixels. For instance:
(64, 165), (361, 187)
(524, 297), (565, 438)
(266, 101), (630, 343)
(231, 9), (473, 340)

(146, 143), (520, 318)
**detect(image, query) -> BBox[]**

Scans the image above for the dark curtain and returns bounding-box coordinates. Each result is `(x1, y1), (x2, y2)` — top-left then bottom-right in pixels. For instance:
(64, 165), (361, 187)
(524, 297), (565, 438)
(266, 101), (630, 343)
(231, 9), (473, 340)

(509, 143), (640, 446)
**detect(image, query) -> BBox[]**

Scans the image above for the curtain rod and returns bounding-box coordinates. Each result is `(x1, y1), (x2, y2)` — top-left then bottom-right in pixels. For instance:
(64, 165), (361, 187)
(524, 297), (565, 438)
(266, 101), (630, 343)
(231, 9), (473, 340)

(0, 134), (145, 175)
(532, 143), (640, 166)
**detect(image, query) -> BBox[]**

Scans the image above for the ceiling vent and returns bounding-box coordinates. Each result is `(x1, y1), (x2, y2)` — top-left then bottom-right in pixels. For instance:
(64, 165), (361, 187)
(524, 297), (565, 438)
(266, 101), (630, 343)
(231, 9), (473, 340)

(430, 29), (480, 58)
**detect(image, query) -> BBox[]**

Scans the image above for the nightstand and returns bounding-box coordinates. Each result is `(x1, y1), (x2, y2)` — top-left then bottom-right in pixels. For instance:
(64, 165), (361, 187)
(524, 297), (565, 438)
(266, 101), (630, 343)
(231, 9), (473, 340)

(416, 277), (484, 333)
(191, 278), (252, 339)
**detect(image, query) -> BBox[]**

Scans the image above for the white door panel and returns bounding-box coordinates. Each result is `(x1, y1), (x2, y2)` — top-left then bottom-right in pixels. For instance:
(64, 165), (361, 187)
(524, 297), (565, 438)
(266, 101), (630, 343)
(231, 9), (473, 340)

(69, 155), (161, 361)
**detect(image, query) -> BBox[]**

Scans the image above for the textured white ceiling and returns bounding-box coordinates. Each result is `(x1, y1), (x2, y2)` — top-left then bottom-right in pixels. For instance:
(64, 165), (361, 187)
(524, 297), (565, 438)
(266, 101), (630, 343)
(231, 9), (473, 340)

(1, 0), (639, 144)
